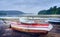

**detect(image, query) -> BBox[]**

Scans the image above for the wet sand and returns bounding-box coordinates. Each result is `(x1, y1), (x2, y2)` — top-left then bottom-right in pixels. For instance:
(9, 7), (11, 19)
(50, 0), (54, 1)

(0, 20), (60, 37)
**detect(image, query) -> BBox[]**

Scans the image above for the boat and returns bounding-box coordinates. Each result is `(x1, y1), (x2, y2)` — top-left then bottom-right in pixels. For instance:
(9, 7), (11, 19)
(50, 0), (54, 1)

(10, 17), (53, 34)
(46, 18), (60, 24)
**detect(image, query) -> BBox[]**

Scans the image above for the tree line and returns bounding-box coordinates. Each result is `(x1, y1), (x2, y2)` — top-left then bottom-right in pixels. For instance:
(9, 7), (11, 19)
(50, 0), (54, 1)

(38, 6), (60, 15)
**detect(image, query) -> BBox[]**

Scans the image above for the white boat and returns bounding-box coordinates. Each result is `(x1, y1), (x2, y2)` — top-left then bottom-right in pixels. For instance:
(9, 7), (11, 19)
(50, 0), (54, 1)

(46, 18), (60, 24)
(10, 17), (53, 34)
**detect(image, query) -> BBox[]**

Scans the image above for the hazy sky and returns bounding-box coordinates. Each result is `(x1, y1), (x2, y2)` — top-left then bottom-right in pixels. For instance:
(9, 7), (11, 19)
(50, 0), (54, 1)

(0, 0), (60, 14)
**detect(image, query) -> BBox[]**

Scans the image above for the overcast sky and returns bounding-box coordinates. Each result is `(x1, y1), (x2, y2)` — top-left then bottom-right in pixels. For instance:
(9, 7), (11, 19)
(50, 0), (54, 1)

(0, 0), (60, 14)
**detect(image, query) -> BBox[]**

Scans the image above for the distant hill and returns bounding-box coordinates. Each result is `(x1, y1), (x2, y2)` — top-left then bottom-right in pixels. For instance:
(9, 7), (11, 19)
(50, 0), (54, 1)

(0, 10), (24, 16)
(38, 6), (60, 15)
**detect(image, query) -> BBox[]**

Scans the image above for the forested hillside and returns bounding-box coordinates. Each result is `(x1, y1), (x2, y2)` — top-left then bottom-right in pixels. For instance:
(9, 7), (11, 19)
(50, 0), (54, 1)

(38, 6), (60, 15)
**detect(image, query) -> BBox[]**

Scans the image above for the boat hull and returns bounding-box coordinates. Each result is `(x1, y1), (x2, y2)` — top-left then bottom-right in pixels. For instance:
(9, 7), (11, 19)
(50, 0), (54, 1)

(49, 21), (60, 24)
(10, 21), (53, 34)
(11, 26), (48, 34)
